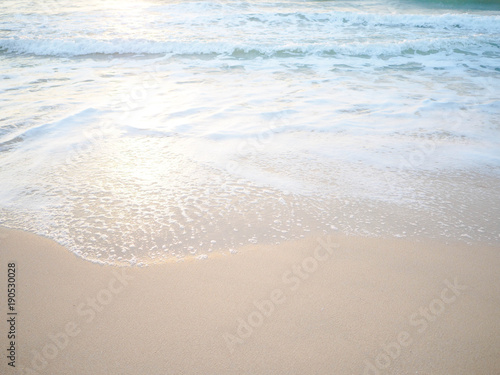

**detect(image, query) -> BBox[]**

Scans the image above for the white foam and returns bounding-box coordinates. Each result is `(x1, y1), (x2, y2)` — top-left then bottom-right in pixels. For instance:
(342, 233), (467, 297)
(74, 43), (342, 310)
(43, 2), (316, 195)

(0, 33), (496, 57)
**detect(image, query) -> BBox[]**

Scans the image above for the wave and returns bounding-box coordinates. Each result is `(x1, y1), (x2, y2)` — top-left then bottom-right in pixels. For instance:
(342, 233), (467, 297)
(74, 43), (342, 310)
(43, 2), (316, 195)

(142, 7), (500, 31)
(0, 35), (497, 58)
(12, 11), (500, 33)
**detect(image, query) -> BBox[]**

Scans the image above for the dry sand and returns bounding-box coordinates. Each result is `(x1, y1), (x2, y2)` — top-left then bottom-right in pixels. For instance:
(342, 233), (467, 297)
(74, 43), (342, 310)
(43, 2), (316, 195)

(0, 227), (499, 375)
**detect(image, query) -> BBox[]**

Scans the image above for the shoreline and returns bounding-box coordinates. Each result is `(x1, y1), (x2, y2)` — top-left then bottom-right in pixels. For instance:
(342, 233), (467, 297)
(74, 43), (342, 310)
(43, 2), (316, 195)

(0, 227), (499, 374)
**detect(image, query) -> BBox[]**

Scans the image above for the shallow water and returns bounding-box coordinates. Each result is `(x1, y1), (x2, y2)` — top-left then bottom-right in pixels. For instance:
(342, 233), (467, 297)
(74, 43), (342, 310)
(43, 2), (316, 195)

(1, 0), (499, 264)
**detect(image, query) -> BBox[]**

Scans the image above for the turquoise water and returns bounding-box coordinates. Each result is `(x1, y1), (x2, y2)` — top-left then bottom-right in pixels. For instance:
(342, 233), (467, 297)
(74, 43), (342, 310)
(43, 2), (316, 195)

(0, 0), (499, 264)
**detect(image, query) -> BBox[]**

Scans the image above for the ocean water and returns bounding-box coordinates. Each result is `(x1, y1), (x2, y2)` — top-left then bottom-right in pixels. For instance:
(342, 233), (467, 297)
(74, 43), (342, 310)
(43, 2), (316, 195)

(1, 0), (499, 264)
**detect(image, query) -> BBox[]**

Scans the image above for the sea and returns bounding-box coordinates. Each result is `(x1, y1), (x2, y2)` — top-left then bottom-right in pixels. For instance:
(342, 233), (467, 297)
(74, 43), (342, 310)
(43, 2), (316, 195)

(1, 0), (499, 265)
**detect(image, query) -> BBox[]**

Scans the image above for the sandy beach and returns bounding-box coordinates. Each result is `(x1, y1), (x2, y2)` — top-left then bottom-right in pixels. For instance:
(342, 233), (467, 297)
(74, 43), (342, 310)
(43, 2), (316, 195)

(2, 0), (500, 374)
(1, 227), (499, 375)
